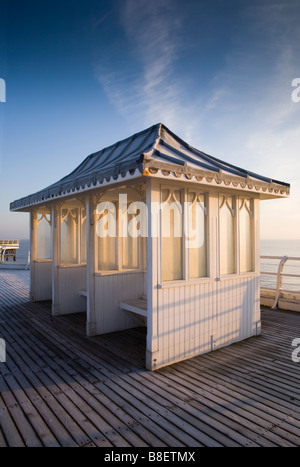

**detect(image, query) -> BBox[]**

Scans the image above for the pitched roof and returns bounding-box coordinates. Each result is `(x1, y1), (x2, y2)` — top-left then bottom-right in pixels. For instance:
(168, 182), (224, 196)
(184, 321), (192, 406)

(10, 123), (290, 211)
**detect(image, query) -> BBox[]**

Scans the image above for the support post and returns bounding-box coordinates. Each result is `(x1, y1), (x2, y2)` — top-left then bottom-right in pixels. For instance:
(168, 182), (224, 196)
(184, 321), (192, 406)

(52, 205), (61, 316)
(272, 256), (288, 309)
(145, 178), (160, 370)
(86, 196), (97, 336)
(29, 210), (38, 301)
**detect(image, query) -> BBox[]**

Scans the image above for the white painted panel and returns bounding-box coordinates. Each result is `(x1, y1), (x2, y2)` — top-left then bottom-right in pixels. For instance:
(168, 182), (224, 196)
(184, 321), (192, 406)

(151, 274), (260, 370)
(94, 271), (145, 335)
(33, 261), (52, 301)
(57, 265), (87, 314)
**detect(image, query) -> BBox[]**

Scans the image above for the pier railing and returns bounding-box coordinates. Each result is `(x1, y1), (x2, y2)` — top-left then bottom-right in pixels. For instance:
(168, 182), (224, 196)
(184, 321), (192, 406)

(260, 255), (300, 311)
(0, 240), (19, 247)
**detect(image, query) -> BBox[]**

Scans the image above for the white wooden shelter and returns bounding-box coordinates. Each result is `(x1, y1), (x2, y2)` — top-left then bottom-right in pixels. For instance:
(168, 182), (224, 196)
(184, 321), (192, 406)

(10, 123), (290, 370)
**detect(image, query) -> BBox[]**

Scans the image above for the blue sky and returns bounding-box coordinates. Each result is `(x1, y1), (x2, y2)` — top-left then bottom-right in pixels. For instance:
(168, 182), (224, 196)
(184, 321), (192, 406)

(0, 0), (300, 240)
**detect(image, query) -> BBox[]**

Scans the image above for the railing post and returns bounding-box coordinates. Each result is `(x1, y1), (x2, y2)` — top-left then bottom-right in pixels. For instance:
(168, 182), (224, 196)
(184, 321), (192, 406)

(272, 256), (288, 309)
(26, 250), (30, 270)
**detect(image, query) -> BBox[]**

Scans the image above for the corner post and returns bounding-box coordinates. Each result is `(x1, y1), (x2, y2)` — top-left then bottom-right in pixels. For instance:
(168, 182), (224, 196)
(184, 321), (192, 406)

(29, 210), (38, 301)
(86, 195), (97, 336)
(51, 204), (61, 316)
(145, 178), (160, 370)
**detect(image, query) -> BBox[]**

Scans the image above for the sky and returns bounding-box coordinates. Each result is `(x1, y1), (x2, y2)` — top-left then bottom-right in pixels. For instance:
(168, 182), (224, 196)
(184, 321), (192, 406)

(0, 0), (300, 241)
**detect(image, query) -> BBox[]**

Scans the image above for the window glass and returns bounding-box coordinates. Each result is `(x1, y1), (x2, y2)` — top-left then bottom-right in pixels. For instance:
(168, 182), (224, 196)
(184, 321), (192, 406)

(61, 208), (79, 264)
(162, 188), (183, 281)
(239, 198), (254, 273)
(188, 193), (207, 278)
(219, 195), (235, 275)
(97, 205), (117, 270)
(80, 209), (87, 264)
(122, 210), (139, 269)
(37, 213), (52, 259)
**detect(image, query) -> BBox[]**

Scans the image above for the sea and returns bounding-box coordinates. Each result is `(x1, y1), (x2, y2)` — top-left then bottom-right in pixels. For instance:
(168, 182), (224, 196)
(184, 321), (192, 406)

(260, 239), (300, 258)
(260, 239), (300, 292)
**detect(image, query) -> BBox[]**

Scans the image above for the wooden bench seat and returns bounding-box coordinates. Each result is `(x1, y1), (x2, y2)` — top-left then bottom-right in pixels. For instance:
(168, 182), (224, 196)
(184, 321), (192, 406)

(119, 297), (147, 318)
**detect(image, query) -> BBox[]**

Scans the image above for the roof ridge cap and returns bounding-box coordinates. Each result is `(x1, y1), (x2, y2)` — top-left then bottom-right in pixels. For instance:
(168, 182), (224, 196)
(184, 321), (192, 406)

(152, 122), (163, 151)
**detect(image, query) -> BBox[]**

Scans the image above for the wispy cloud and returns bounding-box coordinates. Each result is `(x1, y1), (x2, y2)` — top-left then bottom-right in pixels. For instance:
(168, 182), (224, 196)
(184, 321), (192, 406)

(122, 0), (181, 114)
(240, 4), (300, 181)
(206, 1), (300, 239)
(96, 0), (202, 140)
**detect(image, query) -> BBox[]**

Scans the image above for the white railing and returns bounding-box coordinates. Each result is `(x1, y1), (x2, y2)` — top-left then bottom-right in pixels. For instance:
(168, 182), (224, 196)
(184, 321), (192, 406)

(260, 255), (300, 310)
(26, 250), (30, 270)
(0, 240), (19, 247)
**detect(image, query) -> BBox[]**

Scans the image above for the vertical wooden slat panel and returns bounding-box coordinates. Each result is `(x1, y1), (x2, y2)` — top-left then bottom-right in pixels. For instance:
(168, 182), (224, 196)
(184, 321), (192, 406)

(170, 287), (174, 364)
(57, 266), (87, 315)
(34, 261), (52, 301)
(154, 272), (261, 369)
(184, 284), (190, 357)
(179, 286), (185, 360)
(94, 272), (144, 335)
(173, 286), (178, 362)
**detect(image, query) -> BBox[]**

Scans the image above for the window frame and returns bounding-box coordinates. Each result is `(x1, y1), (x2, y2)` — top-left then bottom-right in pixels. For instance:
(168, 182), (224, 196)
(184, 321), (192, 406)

(218, 193), (257, 278)
(218, 193), (237, 277)
(96, 198), (144, 275)
(60, 205), (87, 266)
(36, 210), (52, 260)
(186, 189), (209, 280)
(160, 184), (209, 284)
(161, 186), (184, 282)
(238, 196), (255, 274)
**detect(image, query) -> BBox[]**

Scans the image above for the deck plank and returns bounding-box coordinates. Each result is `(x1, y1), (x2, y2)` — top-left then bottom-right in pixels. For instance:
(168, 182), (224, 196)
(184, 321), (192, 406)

(0, 270), (300, 447)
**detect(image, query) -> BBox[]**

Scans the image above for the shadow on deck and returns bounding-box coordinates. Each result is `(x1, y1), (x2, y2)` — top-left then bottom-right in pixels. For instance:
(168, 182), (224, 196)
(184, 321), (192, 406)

(0, 270), (300, 447)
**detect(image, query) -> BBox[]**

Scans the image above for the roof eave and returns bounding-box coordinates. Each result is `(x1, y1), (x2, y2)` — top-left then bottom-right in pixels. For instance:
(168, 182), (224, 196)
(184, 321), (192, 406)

(10, 157), (290, 213)
(10, 164), (145, 212)
(142, 159), (290, 199)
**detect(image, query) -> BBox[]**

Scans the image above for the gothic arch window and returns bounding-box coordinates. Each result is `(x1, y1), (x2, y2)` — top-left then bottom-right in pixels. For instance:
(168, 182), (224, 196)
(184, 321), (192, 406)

(239, 198), (254, 273)
(219, 195), (236, 275)
(187, 191), (207, 278)
(36, 212), (52, 259)
(161, 188), (183, 282)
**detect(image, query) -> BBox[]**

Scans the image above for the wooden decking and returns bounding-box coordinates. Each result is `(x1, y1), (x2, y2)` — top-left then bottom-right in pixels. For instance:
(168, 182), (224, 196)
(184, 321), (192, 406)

(0, 270), (300, 447)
